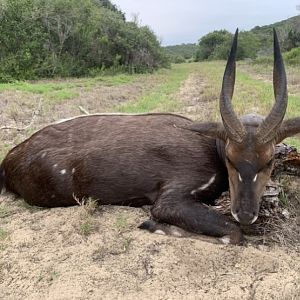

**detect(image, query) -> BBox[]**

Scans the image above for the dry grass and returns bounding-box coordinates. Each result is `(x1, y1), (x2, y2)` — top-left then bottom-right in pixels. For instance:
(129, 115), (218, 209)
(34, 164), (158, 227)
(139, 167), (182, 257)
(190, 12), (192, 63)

(73, 196), (99, 236)
(0, 63), (299, 299)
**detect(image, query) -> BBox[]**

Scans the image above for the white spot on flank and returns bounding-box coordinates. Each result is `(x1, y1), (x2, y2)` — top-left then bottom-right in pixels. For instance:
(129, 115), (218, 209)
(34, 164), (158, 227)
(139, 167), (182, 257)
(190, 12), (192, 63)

(253, 174), (258, 182)
(53, 164), (58, 168)
(72, 168), (75, 174)
(60, 169), (66, 175)
(41, 152), (47, 158)
(191, 174), (216, 195)
(154, 229), (166, 235)
(238, 173), (243, 182)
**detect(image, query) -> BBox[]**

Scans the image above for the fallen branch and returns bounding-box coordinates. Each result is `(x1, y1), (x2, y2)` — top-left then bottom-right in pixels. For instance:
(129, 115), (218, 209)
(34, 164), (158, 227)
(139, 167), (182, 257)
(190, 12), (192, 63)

(78, 106), (89, 115)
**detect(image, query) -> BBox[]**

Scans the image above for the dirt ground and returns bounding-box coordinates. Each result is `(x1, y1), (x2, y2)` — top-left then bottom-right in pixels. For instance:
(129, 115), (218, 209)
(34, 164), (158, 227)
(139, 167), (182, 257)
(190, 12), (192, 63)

(0, 72), (299, 300)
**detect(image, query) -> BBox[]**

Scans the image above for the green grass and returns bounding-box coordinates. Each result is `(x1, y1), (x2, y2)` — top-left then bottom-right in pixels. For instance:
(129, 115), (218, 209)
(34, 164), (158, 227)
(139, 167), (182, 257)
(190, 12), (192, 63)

(0, 228), (9, 241)
(79, 221), (95, 236)
(93, 73), (142, 86)
(115, 214), (128, 231)
(0, 143), (12, 163)
(194, 61), (300, 148)
(117, 63), (200, 113)
(48, 90), (79, 103)
(0, 73), (142, 103)
(0, 205), (11, 218)
(0, 74), (141, 92)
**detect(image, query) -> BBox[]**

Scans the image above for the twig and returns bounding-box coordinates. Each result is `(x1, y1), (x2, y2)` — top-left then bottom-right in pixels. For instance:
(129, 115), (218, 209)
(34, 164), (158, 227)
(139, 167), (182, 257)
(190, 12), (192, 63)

(0, 98), (43, 131)
(78, 106), (89, 115)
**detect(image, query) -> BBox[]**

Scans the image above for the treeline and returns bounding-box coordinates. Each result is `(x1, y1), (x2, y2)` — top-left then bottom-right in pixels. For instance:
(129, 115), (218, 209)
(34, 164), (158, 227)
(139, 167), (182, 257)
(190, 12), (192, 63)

(195, 30), (259, 61)
(164, 44), (198, 63)
(0, 0), (169, 82)
(195, 15), (300, 64)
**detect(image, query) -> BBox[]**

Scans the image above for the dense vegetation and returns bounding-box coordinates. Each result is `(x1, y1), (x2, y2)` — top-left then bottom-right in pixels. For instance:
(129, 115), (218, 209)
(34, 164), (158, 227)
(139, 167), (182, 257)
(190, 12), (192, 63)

(195, 15), (300, 64)
(164, 44), (198, 63)
(0, 0), (169, 82)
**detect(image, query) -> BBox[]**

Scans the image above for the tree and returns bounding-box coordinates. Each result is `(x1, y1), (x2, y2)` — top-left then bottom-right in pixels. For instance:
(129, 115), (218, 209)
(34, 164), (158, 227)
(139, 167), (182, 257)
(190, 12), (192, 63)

(282, 29), (300, 51)
(0, 0), (168, 81)
(195, 30), (260, 61)
(195, 30), (232, 61)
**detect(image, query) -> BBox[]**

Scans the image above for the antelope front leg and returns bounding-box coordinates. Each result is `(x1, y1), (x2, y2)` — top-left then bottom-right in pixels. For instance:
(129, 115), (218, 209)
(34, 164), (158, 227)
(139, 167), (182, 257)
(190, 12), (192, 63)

(142, 189), (243, 245)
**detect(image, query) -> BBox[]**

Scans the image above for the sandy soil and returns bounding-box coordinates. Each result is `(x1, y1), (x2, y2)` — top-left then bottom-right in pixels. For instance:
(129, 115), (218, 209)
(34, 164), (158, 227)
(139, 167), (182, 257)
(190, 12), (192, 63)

(0, 72), (299, 300)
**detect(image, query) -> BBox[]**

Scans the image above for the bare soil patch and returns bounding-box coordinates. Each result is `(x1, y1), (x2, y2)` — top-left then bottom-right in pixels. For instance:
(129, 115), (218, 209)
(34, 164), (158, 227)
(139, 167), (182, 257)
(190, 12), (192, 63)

(0, 72), (299, 299)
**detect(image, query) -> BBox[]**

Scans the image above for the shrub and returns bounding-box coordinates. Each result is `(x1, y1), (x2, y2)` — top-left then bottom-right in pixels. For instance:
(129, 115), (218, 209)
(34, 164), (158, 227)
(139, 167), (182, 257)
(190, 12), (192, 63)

(0, 0), (168, 81)
(284, 47), (300, 65)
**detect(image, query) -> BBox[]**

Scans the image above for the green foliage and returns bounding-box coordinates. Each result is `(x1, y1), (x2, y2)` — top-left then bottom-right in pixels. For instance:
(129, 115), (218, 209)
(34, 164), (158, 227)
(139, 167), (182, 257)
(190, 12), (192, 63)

(173, 56), (186, 64)
(283, 29), (300, 51)
(196, 30), (260, 61)
(196, 15), (300, 62)
(195, 30), (232, 61)
(237, 32), (260, 59)
(283, 47), (300, 65)
(0, 0), (168, 81)
(253, 47), (300, 66)
(164, 44), (198, 62)
(250, 15), (300, 55)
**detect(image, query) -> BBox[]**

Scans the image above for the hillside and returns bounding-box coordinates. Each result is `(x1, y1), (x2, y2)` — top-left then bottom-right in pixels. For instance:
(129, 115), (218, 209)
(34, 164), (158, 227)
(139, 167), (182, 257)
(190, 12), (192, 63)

(251, 15), (300, 54)
(195, 15), (300, 61)
(164, 43), (198, 62)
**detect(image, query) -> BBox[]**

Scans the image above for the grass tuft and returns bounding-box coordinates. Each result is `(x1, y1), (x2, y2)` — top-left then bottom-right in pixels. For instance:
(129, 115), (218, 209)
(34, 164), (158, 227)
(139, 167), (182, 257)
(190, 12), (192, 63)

(73, 196), (98, 236)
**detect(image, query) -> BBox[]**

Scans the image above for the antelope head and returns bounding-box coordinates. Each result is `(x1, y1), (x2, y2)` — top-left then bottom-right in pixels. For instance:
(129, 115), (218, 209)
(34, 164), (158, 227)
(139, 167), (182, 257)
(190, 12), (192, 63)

(186, 29), (300, 225)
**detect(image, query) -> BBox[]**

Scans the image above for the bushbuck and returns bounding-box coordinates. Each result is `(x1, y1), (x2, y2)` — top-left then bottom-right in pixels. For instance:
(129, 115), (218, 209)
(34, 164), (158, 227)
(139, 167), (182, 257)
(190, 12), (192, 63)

(1, 29), (299, 244)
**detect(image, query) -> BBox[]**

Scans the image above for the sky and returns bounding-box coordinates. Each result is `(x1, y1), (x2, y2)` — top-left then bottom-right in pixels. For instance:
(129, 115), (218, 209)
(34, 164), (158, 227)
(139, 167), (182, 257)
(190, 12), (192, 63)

(112, 0), (300, 45)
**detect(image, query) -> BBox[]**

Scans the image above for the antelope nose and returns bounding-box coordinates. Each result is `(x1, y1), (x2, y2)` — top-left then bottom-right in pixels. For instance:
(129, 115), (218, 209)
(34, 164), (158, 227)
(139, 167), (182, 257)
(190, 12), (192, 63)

(231, 210), (258, 225)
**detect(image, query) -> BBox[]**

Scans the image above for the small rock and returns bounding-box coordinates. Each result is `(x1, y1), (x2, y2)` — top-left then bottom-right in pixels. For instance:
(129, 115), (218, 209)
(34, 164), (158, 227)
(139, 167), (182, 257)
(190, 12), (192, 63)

(282, 209), (290, 219)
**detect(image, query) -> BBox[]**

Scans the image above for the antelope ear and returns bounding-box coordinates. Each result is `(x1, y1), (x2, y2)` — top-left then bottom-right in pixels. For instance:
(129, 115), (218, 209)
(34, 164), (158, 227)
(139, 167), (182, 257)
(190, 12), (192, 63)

(181, 122), (227, 141)
(276, 117), (300, 143)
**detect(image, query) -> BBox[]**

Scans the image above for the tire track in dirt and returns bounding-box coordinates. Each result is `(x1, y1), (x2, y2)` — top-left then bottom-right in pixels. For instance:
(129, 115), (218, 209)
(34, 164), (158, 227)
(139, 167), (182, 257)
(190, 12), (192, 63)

(174, 72), (218, 121)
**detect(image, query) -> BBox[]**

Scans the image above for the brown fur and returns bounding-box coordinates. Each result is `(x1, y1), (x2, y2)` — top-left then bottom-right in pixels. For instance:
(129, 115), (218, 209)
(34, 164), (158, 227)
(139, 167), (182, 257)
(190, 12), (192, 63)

(1, 113), (245, 243)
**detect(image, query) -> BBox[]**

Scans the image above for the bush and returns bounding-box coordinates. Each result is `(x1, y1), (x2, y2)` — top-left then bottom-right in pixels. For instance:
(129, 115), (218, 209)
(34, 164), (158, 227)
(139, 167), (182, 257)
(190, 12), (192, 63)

(195, 30), (260, 61)
(0, 0), (168, 81)
(195, 30), (232, 61)
(284, 47), (300, 65)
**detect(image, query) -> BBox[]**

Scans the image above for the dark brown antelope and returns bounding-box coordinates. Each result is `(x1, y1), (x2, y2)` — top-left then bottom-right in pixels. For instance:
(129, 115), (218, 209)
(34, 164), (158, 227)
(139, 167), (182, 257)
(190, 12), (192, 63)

(0, 29), (299, 244)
